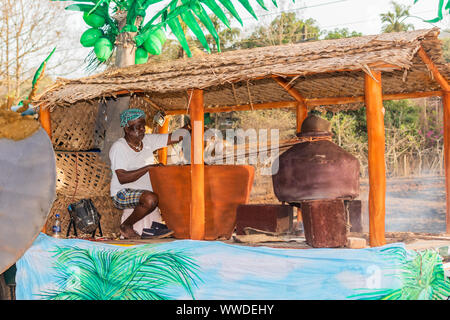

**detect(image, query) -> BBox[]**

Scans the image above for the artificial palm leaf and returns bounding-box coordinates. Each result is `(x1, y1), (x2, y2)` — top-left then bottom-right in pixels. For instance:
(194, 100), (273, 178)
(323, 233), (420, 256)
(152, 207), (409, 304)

(191, 3), (221, 51)
(64, 3), (96, 12)
(201, 0), (232, 27)
(181, 10), (211, 53)
(217, 0), (242, 25)
(53, 0), (286, 66)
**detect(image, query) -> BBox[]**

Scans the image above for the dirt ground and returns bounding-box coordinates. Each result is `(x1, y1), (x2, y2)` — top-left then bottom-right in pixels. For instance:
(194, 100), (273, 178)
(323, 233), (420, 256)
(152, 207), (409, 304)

(359, 175), (447, 234)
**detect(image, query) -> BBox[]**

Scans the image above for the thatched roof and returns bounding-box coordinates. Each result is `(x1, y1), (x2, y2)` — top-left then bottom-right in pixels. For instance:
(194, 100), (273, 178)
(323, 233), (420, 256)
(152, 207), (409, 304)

(37, 28), (449, 113)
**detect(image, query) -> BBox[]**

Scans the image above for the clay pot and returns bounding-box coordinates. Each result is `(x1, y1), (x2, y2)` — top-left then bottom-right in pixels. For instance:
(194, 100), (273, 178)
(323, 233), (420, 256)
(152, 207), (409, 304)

(148, 165), (254, 240)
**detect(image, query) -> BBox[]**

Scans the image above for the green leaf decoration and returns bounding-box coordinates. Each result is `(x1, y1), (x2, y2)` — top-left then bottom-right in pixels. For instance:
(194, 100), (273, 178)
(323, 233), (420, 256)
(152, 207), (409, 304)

(31, 48), (56, 90)
(424, 0), (445, 23)
(216, 0), (241, 26)
(201, 0), (232, 28)
(180, 10), (211, 53)
(65, 3), (96, 12)
(191, 3), (221, 51)
(167, 16), (192, 57)
(255, 0), (267, 11)
(237, 0), (258, 19)
(51, 0), (96, 2)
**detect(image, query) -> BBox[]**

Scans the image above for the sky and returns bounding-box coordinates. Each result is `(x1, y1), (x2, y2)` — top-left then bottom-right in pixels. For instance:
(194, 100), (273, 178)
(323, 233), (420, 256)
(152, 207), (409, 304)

(58, 0), (449, 79)
(240, 0), (448, 35)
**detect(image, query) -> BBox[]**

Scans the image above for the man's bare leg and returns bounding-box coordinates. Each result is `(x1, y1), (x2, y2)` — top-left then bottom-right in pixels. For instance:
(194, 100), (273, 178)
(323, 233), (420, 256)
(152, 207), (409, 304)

(120, 191), (158, 239)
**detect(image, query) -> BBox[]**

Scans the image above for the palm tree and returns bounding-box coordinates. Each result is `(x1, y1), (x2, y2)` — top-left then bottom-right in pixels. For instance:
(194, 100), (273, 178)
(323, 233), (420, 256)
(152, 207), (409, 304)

(380, 1), (415, 33)
(39, 244), (202, 300)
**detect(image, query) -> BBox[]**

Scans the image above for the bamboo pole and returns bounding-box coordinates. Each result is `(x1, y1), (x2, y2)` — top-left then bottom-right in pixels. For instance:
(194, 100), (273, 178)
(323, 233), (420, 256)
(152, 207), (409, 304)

(188, 89), (205, 240)
(443, 92), (450, 234)
(157, 116), (170, 165)
(365, 71), (386, 247)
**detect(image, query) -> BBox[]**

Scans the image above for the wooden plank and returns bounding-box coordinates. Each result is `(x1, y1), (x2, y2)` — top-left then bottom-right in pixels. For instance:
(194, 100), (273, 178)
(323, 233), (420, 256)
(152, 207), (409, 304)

(188, 89), (205, 240)
(365, 71), (386, 247)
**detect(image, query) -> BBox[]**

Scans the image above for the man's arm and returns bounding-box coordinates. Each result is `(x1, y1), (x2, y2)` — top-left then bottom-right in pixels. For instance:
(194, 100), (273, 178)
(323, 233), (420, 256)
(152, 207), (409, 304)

(115, 164), (161, 185)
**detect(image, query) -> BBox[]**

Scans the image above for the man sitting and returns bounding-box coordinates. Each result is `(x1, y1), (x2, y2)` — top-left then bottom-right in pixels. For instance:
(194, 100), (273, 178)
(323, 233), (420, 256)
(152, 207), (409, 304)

(109, 108), (189, 239)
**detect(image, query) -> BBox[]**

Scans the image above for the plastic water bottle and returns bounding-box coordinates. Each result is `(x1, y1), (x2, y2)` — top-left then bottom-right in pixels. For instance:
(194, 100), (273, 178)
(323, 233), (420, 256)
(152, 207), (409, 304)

(52, 213), (61, 238)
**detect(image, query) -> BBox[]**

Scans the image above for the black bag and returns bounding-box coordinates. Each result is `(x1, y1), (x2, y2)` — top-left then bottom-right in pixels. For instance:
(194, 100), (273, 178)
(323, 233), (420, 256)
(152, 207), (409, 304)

(67, 198), (102, 236)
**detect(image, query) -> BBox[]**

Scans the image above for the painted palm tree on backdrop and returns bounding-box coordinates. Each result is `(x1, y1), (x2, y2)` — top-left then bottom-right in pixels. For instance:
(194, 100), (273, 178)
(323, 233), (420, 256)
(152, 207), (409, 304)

(380, 1), (415, 33)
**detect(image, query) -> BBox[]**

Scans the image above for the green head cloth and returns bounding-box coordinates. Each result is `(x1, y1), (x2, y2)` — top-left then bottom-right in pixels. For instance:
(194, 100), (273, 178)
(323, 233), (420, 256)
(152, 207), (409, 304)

(120, 108), (146, 127)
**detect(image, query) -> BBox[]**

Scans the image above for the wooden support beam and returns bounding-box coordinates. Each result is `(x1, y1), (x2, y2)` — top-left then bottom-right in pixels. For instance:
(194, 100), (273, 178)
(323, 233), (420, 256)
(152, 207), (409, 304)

(39, 105), (52, 234)
(157, 116), (170, 165)
(272, 76), (308, 133)
(188, 89), (205, 240)
(443, 92), (450, 234)
(39, 106), (52, 138)
(417, 47), (450, 92)
(365, 70), (386, 247)
(165, 91), (443, 116)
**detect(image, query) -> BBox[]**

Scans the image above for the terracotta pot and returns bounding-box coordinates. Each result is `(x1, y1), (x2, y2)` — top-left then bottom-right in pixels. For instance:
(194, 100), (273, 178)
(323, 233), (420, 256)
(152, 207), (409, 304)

(148, 165), (255, 240)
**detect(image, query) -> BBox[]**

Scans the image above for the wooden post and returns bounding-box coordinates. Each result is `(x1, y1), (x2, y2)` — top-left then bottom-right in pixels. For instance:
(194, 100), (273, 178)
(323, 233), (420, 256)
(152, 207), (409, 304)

(365, 71), (386, 247)
(296, 101), (308, 134)
(443, 92), (450, 234)
(39, 105), (51, 234)
(39, 106), (52, 139)
(188, 89), (205, 240)
(158, 116), (170, 165)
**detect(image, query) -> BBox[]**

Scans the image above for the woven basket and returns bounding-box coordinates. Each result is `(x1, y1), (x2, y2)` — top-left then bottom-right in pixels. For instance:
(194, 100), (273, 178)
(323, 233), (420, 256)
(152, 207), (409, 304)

(55, 151), (111, 197)
(46, 194), (122, 238)
(51, 101), (100, 151)
(50, 95), (160, 151)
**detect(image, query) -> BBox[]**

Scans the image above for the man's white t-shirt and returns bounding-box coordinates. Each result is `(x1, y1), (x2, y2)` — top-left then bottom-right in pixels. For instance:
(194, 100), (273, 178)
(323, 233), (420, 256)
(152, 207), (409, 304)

(109, 134), (169, 196)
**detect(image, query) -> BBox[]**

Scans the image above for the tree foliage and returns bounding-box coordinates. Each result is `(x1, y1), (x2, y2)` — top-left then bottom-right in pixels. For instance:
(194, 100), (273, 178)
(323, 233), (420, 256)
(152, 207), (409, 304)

(380, 1), (414, 33)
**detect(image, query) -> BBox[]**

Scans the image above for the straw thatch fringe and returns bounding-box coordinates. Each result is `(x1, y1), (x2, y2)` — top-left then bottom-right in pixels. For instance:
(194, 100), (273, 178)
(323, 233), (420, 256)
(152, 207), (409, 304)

(37, 29), (448, 113)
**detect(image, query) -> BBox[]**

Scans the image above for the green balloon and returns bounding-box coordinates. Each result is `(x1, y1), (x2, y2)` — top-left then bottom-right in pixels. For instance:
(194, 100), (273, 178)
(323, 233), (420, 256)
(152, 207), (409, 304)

(94, 37), (113, 62)
(80, 28), (104, 47)
(143, 34), (162, 55)
(135, 47), (149, 64)
(83, 12), (105, 28)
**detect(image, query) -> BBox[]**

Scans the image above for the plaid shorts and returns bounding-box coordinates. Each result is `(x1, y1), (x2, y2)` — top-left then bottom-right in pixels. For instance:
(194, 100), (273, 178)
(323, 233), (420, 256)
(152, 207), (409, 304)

(111, 188), (146, 209)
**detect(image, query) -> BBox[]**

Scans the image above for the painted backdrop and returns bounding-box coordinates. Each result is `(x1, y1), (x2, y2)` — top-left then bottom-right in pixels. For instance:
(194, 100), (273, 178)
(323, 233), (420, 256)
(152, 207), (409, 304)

(16, 233), (450, 300)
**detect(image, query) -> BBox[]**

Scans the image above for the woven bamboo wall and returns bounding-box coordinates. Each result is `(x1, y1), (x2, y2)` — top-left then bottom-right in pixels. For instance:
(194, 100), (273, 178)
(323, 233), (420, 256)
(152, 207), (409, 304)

(47, 95), (160, 238)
